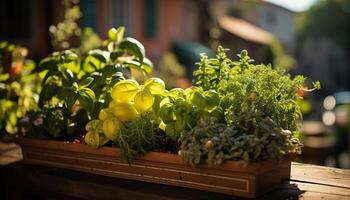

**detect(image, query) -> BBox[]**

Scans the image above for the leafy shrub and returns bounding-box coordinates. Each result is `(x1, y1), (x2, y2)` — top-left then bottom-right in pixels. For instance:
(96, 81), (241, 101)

(0, 42), (40, 134)
(17, 27), (153, 139)
(179, 47), (319, 165)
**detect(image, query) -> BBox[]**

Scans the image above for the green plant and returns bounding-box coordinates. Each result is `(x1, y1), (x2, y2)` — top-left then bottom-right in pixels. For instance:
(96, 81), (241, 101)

(18, 27), (153, 139)
(116, 113), (156, 161)
(7, 19), (319, 167)
(193, 46), (234, 91)
(180, 117), (302, 166)
(217, 50), (319, 132)
(299, 0), (350, 51)
(178, 47), (320, 165)
(158, 87), (223, 141)
(84, 77), (166, 160)
(0, 42), (39, 134)
(49, 0), (101, 54)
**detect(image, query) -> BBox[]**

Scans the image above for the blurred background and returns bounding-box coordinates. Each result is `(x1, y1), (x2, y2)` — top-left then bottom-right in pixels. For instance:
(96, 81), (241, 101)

(0, 0), (349, 168)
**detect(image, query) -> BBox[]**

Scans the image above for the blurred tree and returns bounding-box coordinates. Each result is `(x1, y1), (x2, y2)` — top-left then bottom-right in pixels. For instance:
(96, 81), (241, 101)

(297, 0), (350, 93)
(49, 0), (101, 54)
(299, 0), (350, 51)
(263, 39), (296, 70)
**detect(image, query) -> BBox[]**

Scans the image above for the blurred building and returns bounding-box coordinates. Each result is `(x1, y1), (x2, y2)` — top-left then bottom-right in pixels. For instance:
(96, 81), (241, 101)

(215, 15), (273, 63)
(210, 0), (296, 54)
(1, 0), (300, 73)
(0, 0), (50, 60)
(0, 0), (203, 64)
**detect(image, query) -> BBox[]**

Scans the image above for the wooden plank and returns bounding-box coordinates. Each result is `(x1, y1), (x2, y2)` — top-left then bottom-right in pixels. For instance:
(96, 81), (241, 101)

(16, 137), (293, 174)
(291, 181), (350, 198)
(278, 181), (350, 196)
(0, 164), (244, 200)
(16, 138), (293, 198)
(291, 162), (350, 189)
(259, 181), (350, 200)
(1, 164), (349, 200)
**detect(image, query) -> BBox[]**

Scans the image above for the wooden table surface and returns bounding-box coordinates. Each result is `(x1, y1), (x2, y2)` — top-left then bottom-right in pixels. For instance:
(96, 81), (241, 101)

(0, 162), (349, 200)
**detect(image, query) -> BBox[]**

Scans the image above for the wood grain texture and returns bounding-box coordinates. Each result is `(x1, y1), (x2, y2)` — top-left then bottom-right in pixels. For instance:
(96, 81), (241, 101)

(291, 162), (350, 189)
(14, 138), (294, 198)
(1, 163), (349, 200)
(11, 138), (350, 199)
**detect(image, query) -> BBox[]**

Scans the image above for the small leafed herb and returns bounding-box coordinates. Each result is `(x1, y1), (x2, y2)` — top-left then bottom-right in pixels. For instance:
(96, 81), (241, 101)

(178, 47), (319, 165)
(116, 113), (156, 161)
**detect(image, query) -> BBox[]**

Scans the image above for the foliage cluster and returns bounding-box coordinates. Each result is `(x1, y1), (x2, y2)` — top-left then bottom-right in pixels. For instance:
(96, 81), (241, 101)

(0, 6), (320, 166)
(0, 42), (39, 134)
(180, 47), (320, 165)
(17, 27), (154, 140)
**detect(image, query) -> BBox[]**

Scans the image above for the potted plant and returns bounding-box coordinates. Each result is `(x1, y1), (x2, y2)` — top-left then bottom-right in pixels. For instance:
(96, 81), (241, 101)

(1, 26), (320, 197)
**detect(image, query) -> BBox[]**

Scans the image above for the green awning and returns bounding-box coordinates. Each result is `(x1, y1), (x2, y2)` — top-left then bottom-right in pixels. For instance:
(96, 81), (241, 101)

(172, 41), (214, 78)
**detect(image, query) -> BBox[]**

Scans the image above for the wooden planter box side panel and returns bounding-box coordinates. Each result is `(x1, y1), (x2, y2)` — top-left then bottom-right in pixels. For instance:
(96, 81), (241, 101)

(16, 138), (292, 198)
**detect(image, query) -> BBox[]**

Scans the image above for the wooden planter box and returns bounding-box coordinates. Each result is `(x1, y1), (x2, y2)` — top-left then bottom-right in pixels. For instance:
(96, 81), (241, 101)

(15, 137), (292, 198)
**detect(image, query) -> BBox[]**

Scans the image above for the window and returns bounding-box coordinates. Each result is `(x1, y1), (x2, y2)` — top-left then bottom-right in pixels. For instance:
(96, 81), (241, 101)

(108, 0), (131, 35)
(145, 0), (157, 38)
(80, 0), (98, 30)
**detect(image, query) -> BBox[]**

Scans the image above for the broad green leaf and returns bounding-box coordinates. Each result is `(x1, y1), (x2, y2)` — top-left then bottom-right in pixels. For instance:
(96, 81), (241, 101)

(88, 72), (104, 97)
(0, 73), (9, 82)
(73, 82), (79, 89)
(42, 70), (61, 84)
(102, 117), (121, 140)
(108, 28), (118, 41)
(142, 58), (153, 74)
(144, 78), (165, 94)
(110, 79), (139, 102)
(134, 89), (154, 113)
(85, 119), (102, 132)
(79, 88), (95, 100)
(85, 131), (100, 148)
(61, 60), (80, 73)
(78, 88), (96, 112)
(164, 123), (178, 141)
(152, 95), (164, 115)
(79, 77), (94, 88)
(39, 83), (59, 106)
(57, 87), (77, 110)
(125, 60), (142, 71)
(8, 111), (17, 125)
(66, 93), (78, 112)
(62, 50), (78, 63)
(159, 103), (174, 123)
(88, 49), (109, 63)
(102, 64), (122, 78)
(61, 69), (75, 86)
(109, 101), (138, 122)
(38, 57), (58, 72)
(110, 73), (125, 87)
(108, 27), (125, 42)
(119, 37), (145, 62)
(125, 58), (153, 75)
(82, 55), (99, 72)
(5, 122), (17, 134)
(110, 51), (123, 62)
(99, 134), (110, 147)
